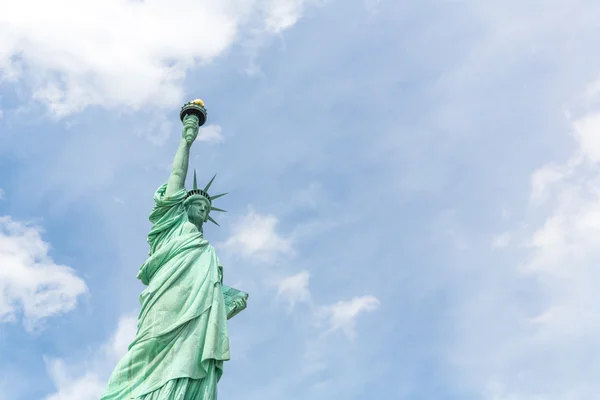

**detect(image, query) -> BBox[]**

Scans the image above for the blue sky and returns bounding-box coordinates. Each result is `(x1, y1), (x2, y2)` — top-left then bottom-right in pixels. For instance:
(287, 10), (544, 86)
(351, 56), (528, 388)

(2, 0), (600, 399)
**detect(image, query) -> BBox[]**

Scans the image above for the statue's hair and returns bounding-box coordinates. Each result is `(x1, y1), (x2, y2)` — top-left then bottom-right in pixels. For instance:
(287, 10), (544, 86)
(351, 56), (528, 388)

(183, 194), (210, 209)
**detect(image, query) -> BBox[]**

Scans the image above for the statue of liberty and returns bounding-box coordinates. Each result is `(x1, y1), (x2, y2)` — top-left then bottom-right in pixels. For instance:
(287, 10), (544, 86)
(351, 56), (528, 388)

(101, 100), (248, 400)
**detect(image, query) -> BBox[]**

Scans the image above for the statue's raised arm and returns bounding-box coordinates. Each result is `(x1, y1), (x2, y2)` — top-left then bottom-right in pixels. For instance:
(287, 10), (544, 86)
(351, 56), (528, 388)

(165, 100), (208, 198)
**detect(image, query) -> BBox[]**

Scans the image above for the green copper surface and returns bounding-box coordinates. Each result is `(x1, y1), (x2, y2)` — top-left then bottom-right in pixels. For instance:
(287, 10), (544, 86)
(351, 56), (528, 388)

(101, 101), (247, 400)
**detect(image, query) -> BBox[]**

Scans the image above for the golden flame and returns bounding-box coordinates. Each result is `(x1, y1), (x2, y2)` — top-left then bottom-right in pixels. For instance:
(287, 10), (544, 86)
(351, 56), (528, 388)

(189, 99), (205, 107)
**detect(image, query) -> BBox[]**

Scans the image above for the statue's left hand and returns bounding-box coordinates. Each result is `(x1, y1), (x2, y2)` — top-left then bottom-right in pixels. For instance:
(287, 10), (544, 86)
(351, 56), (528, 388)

(233, 297), (247, 310)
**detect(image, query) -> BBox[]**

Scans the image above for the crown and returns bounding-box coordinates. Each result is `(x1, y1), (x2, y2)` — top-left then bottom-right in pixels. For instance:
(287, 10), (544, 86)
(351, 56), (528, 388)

(185, 170), (227, 226)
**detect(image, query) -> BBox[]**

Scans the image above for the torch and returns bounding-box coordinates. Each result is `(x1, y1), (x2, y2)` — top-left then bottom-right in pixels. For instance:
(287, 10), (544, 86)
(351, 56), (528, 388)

(180, 99), (208, 127)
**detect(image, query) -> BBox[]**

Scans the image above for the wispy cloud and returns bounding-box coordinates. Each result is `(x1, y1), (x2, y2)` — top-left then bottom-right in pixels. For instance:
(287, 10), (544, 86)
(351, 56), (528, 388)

(198, 124), (225, 143)
(220, 207), (294, 263)
(275, 269), (380, 341)
(451, 86), (600, 399)
(525, 110), (600, 275)
(276, 270), (311, 310)
(263, 0), (311, 33)
(0, 216), (87, 332)
(317, 296), (380, 340)
(45, 362), (107, 400)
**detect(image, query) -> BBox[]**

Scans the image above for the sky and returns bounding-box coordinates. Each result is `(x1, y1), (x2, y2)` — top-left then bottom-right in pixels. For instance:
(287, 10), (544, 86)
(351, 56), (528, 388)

(2, 0), (600, 399)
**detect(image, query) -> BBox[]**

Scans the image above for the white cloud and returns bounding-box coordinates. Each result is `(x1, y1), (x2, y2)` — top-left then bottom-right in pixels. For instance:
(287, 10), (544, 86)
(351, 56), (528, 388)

(274, 269), (379, 341)
(0, 0), (316, 117)
(277, 270), (311, 309)
(318, 296), (380, 340)
(264, 0), (307, 33)
(0, 216), (87, 331)
(108, 314), (138, 358)
(529, 163), (570, 206)
(45, 314), (137, 400)
(524, 111), (600, 276)
(45, 362), (107, 400)
(198, 124), (225, 143)
(572, 112), (600, 163)
(220, 207), (294, 263)
(453, 101), (600, 398)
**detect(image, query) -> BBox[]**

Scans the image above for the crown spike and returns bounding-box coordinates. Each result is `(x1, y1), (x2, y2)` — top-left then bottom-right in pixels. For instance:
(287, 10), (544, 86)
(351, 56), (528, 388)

(209, 192), (227, 201)
(204, 174), (217, 192)
(210, 207), (227, 213)
(207, 215), (220, 226)
(193, 169), (198, 190)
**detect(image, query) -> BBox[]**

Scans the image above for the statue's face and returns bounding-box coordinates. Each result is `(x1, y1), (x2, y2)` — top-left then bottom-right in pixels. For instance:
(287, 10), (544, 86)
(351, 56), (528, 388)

(187, 197), (210, 225)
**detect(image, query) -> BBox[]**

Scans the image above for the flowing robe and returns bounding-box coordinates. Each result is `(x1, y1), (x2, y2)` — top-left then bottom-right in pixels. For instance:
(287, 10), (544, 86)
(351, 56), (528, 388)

(101, 184), (230, 400)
